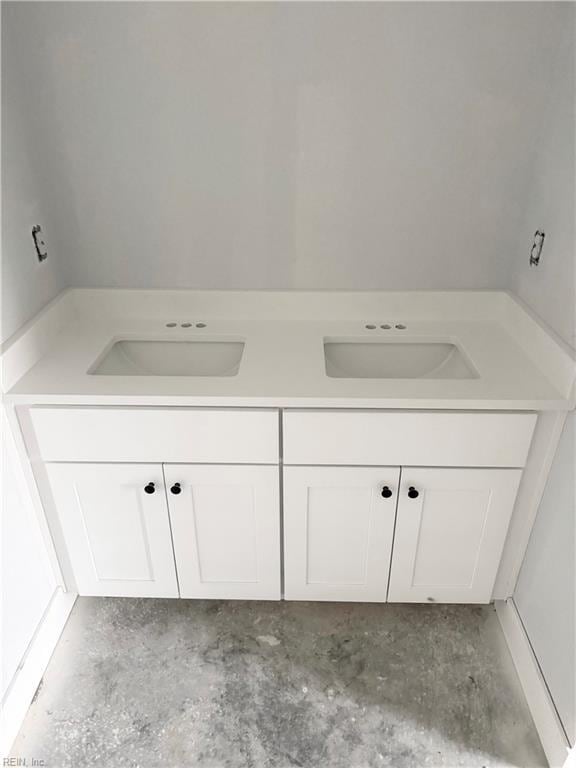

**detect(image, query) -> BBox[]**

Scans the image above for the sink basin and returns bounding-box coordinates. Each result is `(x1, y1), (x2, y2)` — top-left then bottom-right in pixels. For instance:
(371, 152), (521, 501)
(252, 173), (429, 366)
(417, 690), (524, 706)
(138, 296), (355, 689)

(90, 339), (244, 377)
(324, 339), (478, 379)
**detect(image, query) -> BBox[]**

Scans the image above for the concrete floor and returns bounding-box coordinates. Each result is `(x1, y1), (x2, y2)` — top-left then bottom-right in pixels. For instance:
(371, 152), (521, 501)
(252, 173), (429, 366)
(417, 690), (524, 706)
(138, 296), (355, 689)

(12, 599), (545, 768)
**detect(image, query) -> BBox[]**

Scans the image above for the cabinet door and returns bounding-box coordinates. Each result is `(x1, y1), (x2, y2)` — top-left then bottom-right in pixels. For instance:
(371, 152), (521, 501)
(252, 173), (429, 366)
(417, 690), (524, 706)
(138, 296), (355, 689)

(45, 463), (178, 597)
(165, 465), (280, 600)
(284, 466), (400, 601)
(388, 468), (521, 604)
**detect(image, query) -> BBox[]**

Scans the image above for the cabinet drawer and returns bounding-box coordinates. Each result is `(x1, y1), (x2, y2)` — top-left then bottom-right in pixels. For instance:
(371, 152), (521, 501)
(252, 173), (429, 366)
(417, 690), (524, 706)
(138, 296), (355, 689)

(29, 407), (279, 463)
(283, 410), (536, 467)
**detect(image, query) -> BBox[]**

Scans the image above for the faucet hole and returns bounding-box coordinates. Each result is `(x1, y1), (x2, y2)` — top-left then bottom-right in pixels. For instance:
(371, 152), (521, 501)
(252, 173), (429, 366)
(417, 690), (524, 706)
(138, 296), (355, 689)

(181, 322), (192, 328)
(196, 322), (207, 328)
(395, 324), (406, 330)
(165, 322), (177, 328)
(380, 324), (392, 330)
(365, 324), (377, 330)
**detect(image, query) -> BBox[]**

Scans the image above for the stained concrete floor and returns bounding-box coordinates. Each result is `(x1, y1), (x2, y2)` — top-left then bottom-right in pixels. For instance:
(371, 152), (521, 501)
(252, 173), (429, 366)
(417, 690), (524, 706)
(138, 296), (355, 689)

(13, 599), (545, 768)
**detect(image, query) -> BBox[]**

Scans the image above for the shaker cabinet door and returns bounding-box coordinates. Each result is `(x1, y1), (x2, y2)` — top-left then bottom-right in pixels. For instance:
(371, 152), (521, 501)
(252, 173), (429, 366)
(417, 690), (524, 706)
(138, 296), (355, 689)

(46, 463), (178, 597)
(165, 464), (281, 600)
(283, 466), (400, 601)
(388, 468), (521, 603)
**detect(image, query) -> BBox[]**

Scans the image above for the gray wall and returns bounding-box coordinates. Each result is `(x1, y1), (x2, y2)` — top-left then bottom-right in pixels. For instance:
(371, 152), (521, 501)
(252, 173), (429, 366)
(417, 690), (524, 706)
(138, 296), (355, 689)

(1, 5), (70, 343)
(509, 12), (576, 348)
(1, 2), (568, 294)
(509, 14), (575, 745)
(1, 6), (64, 709)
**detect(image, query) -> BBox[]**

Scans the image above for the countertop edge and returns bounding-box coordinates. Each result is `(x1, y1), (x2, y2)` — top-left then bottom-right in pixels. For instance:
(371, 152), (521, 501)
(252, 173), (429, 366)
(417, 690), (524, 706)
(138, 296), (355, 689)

(3, 393), (572, 412)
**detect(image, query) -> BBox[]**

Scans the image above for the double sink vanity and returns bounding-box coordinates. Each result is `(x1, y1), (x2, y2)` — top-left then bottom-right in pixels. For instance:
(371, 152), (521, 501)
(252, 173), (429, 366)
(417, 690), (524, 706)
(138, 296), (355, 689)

(3, 289), (574, 606)
(90, 334), (475, 381)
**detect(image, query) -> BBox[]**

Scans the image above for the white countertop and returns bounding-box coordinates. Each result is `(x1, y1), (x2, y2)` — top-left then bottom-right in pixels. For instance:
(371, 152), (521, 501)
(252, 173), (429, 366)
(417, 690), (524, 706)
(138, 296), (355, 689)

(4, 289), (574, 410)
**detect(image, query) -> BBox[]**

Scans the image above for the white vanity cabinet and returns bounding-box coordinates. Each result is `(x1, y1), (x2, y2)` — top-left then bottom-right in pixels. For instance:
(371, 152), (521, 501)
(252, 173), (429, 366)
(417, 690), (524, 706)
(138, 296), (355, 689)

(388, 468), (522, 603)
(283, 465), (521, 604)
(45, 463), (179, 598)
(283, 466), (400, 601)
(282, 410), (536, 604)
(29, 406), (537, 605)
(32, 407), (281, 599)
(165, 464), (281, 600)
(46, 462), (281, 600)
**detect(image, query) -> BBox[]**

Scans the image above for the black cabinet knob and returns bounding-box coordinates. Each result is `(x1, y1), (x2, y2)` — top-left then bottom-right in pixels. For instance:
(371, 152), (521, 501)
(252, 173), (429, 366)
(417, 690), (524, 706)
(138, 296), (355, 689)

(381, 486), (393, 499)
(170, 483), (182, 495)
(144, 482), (155, 494)
(408, 486), (419, 499)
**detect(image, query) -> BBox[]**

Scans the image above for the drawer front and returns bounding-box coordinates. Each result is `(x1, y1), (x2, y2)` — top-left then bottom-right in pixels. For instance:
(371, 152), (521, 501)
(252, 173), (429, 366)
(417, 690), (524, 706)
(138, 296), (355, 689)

(30, 407), (279, 463)
(283, 410), (536, 468)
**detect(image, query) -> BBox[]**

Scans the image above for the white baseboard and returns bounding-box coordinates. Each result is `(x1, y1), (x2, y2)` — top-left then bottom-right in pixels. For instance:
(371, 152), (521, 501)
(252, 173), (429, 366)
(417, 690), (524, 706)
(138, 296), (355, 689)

(0, 588), (76, 756)
(495, 598), (571, 768)
(564, 746), (576, 768)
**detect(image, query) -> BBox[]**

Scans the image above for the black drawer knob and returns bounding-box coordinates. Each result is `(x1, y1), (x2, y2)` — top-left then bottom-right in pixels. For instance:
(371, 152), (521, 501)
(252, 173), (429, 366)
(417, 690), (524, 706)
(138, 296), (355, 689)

(381, 486), (393, 499)
(144, 482), (155, 494)
(408, 486), (419, 499)
(170, 483), (182, 495)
